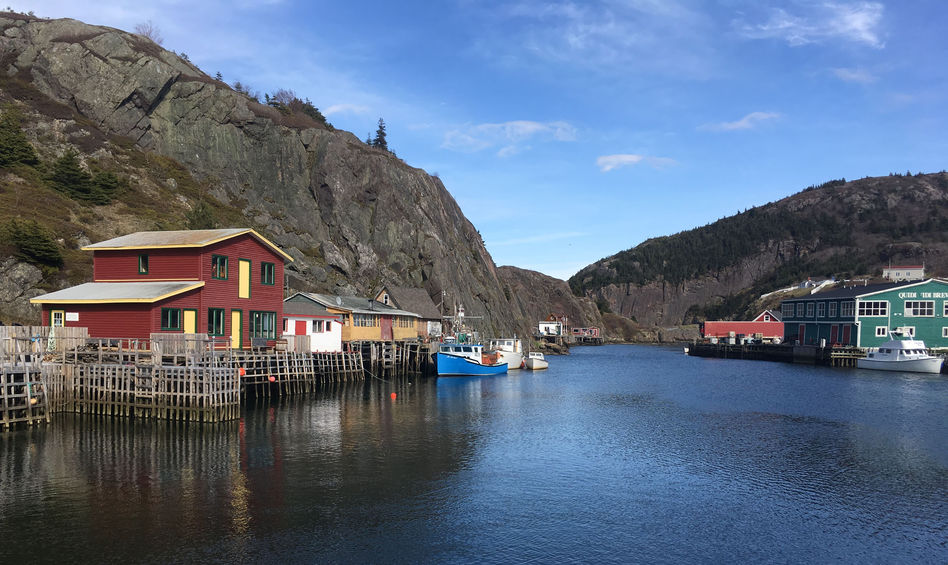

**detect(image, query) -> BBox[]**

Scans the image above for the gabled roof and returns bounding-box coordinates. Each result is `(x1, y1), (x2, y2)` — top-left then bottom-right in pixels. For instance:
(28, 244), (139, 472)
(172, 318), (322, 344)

(380, 286), (441, 319)
(81, 228), (293, 262)
(283, 299), (339, 318)
(287, 292), (420, 317)
(754, 310), (782, 322)
(30, 281), (204, 304)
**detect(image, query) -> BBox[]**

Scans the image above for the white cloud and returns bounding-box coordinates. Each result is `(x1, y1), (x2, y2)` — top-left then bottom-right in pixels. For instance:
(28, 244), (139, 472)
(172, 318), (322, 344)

(737, 2), (884, 48)
(596, 154), (676, 172)
(699, 111), (780, 132)
(831, 67), (876, 83)
(323, 103), (370, 116)
(442, 120), (576, 154)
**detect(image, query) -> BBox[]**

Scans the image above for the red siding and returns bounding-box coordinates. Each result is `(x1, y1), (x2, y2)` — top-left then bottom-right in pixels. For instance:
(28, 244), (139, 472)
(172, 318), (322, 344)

(93, 248), (202, 281)
(43, 303), (153, 338)
(702, 321), (784, 339)
(198, 236), (286, 348)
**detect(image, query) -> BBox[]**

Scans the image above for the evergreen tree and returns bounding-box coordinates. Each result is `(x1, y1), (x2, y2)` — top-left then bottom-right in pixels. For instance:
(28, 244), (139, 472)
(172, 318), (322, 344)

(5, 219), (62, 268)
(186, 200), (217, 230)
(0, 105), (38, 168)
(47, 150), (95, 201)
(372, 117), (388, 151)
(365, 132), (373, 145)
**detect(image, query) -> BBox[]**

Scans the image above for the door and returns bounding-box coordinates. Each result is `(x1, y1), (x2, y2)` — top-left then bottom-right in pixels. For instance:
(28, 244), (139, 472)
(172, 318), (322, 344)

(830, 325), (838, 345)
(238, 259), (251, 299)
(842, 325), (851, 345)
(381, 315), (393, 341)
(231, 310), (243, 349)
(798, 324), (805, 344)
(295, 320), (307, 336)
(183, 309), (197, 333)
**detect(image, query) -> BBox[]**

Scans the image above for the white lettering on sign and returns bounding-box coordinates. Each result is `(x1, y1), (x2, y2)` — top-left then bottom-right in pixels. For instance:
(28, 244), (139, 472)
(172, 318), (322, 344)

(924, 292), (948, 298)
(898, 292), (917, 299)
(65, 312), (79, 321)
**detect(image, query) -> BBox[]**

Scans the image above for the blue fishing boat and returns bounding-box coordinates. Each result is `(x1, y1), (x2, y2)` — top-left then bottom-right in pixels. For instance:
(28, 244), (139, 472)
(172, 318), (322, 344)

(436, 343), (508, 376)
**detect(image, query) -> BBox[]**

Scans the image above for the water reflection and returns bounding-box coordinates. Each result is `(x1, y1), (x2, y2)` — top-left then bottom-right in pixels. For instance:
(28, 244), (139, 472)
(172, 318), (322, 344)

(0, 346), (945, 563)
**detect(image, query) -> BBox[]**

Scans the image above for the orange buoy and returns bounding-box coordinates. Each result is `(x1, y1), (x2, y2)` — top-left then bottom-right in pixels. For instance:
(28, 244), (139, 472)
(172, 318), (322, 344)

(390, 392), (397, 400)
(268, 375), (276, 382)
(239, 367), (246, 376)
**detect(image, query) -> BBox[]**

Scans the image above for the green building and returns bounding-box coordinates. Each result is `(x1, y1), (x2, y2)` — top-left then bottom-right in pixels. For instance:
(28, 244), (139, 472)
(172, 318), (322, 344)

(780, 278), (948, 348)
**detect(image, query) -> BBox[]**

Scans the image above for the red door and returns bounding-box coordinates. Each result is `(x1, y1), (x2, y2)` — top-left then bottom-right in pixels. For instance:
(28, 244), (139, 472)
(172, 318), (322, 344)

(295, 320), (307, 336)
(830, 325), (838, 345)
(381, 316), (393, 340)
(842, 325), (851, 345)
(798, 324), (806, 344)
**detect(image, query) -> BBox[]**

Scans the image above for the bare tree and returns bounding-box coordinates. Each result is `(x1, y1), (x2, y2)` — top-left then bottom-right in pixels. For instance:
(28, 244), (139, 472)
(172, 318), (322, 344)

(134, 20), (163, 45)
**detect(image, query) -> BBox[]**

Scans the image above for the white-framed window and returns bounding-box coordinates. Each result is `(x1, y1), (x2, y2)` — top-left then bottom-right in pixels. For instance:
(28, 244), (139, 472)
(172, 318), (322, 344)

(875, 326), (888, 337)
(796, 303), (805, 317)
(904, 301), (934, 317)
(817, 303), (825, 317)
(312, 320), (324, 333)
(902, 326), (915, 337)
(382, 293), (390, 305)
(858, 301), (888, 316)
(841, 301), (855, 317)
(829, 302), (838, 318)
(942, 327), (948, 338)
(943, 301), (948, 317)
(763, 314), (771, 321)
(806, 303), (815, 317)
(782, 303), (795, 318)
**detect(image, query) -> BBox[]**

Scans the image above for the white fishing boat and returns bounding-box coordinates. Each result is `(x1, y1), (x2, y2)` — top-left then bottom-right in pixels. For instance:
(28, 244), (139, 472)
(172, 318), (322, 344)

(523, 351), (548, 370)
(487, 338), (524, 369)
(857, 330), (944, 374)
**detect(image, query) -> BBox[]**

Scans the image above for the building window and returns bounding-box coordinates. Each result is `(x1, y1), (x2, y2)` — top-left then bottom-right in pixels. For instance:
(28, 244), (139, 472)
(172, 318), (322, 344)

(796, 303), (805, 317)
(817, 303), (825, 317)
(261, 262), (275, 285)
(829, 302), (837, 318)
(806, 303), (815, 318)
(138, 254), (149, 274)
(904, 300), (934, 317)
(250, 311), (277, 339)
(353, 314), (378, 327)
(212, 255), (228, 280)
(942, 327), (948, 338)
(841, 301), (855, 317)
(208, 308), (225, 336)
(161, 308), (182, 331)
(858, 301), (888, 316)
(382, 293), (390, 305)
(875, 326), (888, 337)
(312, 320), (324, 333)
(781, 303), (794, 318)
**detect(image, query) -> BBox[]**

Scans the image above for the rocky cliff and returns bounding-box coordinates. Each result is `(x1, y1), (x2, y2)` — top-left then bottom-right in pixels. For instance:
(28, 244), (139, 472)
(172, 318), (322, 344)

(0, 13), (600, 335)
(571, 173), (948, 325)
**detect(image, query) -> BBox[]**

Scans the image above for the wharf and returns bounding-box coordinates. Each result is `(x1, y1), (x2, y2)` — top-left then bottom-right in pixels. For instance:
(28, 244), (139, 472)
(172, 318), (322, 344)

(688, 342), (866, 367)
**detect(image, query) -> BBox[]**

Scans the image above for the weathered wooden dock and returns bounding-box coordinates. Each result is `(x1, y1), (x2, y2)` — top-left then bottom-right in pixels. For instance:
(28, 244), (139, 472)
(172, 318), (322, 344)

(688, 342), (867, 367)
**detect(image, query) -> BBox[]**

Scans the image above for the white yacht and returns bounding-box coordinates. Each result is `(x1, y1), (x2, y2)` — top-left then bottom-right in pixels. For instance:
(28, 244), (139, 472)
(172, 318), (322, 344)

(523, 351), (548, 370)
(857, 330), (944, 374)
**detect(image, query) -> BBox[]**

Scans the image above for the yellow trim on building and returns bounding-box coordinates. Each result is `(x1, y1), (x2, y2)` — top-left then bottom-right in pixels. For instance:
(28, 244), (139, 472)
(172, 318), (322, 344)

(80, 229), (294, 262)
(30, 282), (205, 305)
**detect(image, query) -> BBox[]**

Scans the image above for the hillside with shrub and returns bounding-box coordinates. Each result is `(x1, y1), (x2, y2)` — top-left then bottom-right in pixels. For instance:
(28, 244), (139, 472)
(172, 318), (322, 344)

(569, 173), (948, 326)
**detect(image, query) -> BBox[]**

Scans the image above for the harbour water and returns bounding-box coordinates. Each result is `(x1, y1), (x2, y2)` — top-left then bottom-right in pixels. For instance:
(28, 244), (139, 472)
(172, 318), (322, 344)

(1, 345), (946, 563)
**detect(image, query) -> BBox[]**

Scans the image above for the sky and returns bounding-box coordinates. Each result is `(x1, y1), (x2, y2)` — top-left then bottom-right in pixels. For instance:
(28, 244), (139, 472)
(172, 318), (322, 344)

(11, 1), (948, 280)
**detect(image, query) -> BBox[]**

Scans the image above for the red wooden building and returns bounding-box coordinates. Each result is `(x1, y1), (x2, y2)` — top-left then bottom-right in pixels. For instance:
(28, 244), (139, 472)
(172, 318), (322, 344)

(701, 310), (784, 343)
(31, 229), (292, 348)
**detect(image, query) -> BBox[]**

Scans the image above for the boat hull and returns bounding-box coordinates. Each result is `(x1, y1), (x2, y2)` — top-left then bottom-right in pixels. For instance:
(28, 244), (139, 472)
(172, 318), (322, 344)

(523, 357), (548, 370)
(857, 356), (944, 374)
(436, 352), (508, 376)
(496, 350), (524, 369)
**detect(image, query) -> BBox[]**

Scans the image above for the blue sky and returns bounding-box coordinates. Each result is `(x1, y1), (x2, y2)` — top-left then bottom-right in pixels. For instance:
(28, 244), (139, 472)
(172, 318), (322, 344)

(14, 1), (948, 280)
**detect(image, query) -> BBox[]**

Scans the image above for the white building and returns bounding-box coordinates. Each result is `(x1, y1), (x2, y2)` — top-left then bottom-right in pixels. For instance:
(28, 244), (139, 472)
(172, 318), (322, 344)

(282, 296), (343, 352)
(882, 265), (925, 282)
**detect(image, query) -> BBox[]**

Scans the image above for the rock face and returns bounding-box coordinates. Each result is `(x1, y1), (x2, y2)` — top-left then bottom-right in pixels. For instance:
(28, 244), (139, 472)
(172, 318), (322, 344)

(0, 14), (599, 333)
(497, 266), (602, 337)
(0, 258), (44, 322)
(571, 173), (948, 326)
